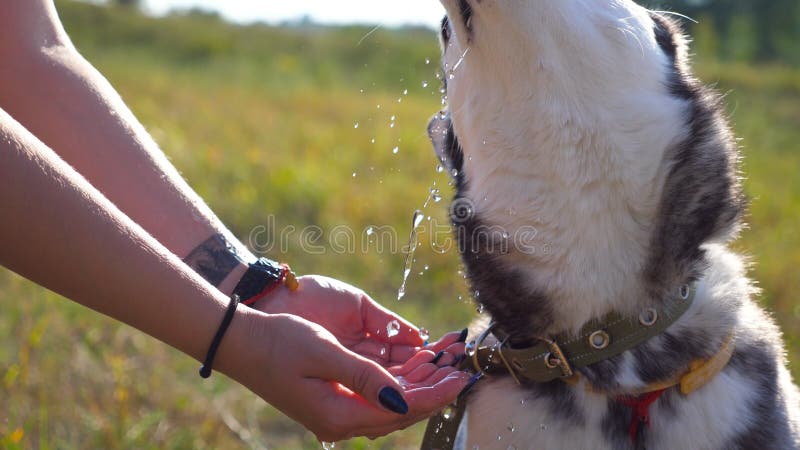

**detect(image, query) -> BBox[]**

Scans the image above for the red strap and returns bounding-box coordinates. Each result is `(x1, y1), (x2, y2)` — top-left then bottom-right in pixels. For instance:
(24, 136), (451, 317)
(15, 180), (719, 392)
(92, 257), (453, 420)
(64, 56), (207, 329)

(615, 389), (666, 446)
(240, 265), (289, 307)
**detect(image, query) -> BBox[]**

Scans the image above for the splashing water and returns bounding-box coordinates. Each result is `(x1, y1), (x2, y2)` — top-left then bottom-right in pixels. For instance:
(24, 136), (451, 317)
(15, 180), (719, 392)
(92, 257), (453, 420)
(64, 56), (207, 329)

(442, 406), (454, 420)
(387, 320), (401, 338)
(322, 443), (335, 450)
(418, 327), (430, 342)
(397, 210), (425, 300)
(430, 187), (443, 203)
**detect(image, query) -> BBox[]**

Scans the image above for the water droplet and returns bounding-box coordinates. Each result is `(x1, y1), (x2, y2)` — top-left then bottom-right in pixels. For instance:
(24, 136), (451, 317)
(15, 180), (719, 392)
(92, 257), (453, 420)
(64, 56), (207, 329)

(448, 70), (455, 80)
(387, 320), (401, 338)
(403, 89), (408, 95)
(508, 423), (516, 433)
(424, 265), (430, 271)
(451, 169), (459, 177)
(352, 172), (357, 178)
(497, 435), (503, 441)
(413, 210), (425, 228)
(520, 398), (526, 406)
(442, 406), (454, 420)
(390, 122), (396, 128)
(377, 104), (382, 109)
(540, 424), (548, 431)
(380, 347), (387, 356)
(393, 146), (400, 154)
(322, 443), (335, 450)
(425, 58), (431, 65)
(353, 122), (359, 129)
(422, 80), (429, 88)
(477, 304), (485, 314)
(430, 188), (442, 203)
(366, 227), (375, 236)
(370, 138), (376, 144)
(418, 328), (430, 342)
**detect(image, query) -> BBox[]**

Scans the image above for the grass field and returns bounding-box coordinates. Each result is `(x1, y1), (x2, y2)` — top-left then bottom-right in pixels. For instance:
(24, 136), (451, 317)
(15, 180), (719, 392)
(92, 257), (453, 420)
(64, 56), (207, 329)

(1, 2), (798, 449)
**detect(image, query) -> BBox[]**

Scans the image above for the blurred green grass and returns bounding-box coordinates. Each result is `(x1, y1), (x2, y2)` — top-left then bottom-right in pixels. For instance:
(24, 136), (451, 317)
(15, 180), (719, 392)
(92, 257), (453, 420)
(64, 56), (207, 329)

(1, 2), (798, 449)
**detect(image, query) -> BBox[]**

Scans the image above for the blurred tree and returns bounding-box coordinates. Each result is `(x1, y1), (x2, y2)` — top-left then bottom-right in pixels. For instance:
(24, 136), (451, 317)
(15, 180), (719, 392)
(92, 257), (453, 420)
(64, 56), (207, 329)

(645, 0), (799, 65)
(111, 0), (141, 8)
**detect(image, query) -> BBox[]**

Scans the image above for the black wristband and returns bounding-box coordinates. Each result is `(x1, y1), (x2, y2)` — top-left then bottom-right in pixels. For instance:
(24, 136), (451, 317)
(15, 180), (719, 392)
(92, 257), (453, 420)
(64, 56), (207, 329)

(232, 257), (285, 304)
(199, 294), (240, 379)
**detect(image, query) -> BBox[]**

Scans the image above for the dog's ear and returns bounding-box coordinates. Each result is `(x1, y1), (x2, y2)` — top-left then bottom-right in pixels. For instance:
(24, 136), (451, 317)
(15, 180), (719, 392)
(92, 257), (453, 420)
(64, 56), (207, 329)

(427, 111), (463, 177)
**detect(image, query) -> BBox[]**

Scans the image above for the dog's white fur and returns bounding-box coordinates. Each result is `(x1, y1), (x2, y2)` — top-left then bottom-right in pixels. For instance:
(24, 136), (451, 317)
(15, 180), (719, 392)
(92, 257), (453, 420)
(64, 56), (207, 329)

(434, 0), (800, 448)
(442, 0), (690, 330)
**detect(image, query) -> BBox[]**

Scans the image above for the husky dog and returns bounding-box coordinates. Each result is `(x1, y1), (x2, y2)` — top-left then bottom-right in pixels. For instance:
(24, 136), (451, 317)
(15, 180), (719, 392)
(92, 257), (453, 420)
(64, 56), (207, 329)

(428, 1), (800, 448)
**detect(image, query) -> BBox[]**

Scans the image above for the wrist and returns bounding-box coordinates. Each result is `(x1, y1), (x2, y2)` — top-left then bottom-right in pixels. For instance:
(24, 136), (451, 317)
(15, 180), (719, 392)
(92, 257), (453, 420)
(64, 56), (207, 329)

(217, 261), (249, 296)
(213, 305), (268, 381)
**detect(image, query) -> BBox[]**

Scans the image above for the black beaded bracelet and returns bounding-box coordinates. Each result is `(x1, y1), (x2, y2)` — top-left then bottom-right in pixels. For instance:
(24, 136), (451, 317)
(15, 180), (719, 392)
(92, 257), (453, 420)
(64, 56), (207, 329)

(199, 294), (240, 379)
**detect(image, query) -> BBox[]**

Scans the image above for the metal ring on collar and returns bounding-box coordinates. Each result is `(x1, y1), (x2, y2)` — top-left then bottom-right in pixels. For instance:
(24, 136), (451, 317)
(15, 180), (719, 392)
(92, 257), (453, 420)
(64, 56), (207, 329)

(470, 322), (498, 375)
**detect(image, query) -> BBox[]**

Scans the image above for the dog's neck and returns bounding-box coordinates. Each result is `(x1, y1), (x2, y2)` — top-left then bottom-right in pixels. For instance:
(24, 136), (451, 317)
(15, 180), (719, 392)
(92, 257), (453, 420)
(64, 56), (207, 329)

(454, 92), (686, 337)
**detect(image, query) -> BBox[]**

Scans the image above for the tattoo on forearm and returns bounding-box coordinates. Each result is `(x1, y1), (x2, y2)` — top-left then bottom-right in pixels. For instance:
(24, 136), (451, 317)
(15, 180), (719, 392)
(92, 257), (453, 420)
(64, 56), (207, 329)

(183, 234), (242, 287)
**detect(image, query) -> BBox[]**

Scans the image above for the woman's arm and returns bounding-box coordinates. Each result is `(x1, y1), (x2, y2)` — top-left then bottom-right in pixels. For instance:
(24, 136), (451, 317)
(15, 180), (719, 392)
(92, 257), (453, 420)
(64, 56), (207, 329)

(0, 0), (250, 294)
(0, 108), (470, 441)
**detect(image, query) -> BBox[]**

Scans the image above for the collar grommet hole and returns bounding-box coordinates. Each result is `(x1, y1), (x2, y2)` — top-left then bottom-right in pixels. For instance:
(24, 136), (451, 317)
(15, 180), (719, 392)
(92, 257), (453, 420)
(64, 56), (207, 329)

(639, 308), (659, 327)
(589, 330), (611, 350)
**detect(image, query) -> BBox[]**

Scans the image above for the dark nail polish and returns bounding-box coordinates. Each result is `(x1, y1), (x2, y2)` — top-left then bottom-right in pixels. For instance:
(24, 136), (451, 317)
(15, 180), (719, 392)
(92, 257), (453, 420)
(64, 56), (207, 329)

(431, 351), (446, 365)
(378, 387), (409, 415)
(458, 372), (484, 399)
(423, 340), (429, 347)
(457, 328), (469, 343)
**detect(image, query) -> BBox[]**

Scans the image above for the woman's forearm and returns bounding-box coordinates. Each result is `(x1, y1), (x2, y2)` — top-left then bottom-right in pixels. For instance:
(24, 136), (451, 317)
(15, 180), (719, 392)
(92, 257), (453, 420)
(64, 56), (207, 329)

(0, 1), (252, 293)
(0, 108), (250, 374)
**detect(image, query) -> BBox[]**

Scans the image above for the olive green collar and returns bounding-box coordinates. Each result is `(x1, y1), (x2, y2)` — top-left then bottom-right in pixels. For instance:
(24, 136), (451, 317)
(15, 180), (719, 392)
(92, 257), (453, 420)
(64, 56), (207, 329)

(469, 283), (697, 385)
(421, 282), (698, 450)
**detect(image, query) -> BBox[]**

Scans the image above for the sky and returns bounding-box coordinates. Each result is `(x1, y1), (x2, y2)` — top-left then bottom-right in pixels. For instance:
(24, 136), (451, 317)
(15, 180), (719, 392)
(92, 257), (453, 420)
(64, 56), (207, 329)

(142, 1), (447, 28)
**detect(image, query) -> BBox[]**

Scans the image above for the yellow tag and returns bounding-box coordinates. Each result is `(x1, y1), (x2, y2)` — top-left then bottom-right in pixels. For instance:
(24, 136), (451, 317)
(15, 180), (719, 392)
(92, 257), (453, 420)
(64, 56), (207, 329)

(285, 271), (300, 291)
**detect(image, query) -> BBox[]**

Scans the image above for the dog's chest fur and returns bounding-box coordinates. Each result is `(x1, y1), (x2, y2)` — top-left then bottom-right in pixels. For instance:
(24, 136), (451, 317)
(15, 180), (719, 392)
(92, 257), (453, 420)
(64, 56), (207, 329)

(431, 0), (800, 448)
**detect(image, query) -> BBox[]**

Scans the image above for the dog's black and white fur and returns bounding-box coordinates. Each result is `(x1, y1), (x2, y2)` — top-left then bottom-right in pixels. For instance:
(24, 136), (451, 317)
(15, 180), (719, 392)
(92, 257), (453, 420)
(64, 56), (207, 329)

(429, 1), (800, 448)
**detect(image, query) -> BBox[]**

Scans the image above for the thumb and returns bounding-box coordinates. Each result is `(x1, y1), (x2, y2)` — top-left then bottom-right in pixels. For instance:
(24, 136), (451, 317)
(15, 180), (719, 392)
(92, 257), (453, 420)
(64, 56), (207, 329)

(318, 345), (409, 415)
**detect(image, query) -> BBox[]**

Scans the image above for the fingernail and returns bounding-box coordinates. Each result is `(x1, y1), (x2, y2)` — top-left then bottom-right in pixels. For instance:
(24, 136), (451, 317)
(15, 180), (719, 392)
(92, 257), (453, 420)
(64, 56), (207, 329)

(378, 387), (409, 415)
(458, 372), (484, 399)
(431, 351), (446, 365)
(457, 328), (469, 343)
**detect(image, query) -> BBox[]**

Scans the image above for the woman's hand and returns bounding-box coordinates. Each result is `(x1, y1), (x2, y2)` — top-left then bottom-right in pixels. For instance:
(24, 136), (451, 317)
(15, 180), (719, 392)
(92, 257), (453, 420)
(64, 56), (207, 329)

(220, 309), (471, 442)
(253, 275), (466, 368)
